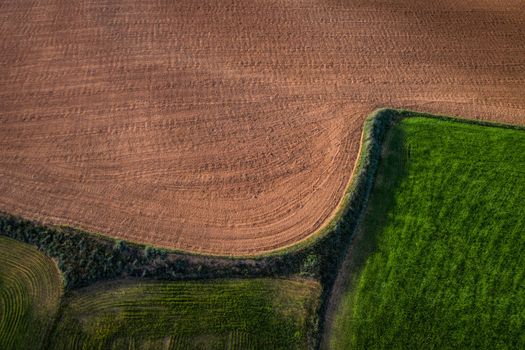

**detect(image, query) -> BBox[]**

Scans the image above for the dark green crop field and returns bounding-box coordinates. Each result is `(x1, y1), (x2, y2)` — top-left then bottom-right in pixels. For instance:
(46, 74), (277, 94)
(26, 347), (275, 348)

(0, 236), (62, 350)
(49, 278), (320, 350)
(331, 117), (525, 349)
(0, 233), (319, 349)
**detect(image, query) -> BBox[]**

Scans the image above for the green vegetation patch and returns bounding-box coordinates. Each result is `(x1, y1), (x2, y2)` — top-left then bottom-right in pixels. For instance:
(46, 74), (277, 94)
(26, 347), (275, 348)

(331, 116), (525, 349)
(49, 278), (320, 349)
(0, 236), (62, 350)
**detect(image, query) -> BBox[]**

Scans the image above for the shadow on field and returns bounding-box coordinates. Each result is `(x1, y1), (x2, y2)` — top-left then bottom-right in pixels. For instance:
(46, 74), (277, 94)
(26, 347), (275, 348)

(321, 117), (409, 349)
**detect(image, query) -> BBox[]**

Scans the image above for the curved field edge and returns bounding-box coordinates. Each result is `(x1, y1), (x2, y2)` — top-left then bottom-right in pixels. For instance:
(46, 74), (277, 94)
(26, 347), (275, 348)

(1, 109), (523, 348)
(0, 236), (63, 350)
(223, 107), (525, 258)
(4, 108), (522, 261)
(0, 109), (395, 287)
(48, 278), (320, 350)
(327, 115), (525, 349)
(0, 107), (390, 260)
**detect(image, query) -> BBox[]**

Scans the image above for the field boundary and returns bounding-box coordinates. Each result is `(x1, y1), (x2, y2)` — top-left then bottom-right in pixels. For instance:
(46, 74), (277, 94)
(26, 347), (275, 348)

(0, 109), (396, 278)
(319, 108), (525, 349)
(1, 108), (523, 349)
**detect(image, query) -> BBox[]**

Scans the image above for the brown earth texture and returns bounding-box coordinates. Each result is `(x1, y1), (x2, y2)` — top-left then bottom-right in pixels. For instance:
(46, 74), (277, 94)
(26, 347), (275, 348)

(1, 0), (524, 255)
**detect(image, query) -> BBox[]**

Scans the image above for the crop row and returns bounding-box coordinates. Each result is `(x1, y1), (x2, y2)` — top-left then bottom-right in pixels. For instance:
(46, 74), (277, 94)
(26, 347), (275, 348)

(47, 278), (319, 349)
(0, 236), (62, 350)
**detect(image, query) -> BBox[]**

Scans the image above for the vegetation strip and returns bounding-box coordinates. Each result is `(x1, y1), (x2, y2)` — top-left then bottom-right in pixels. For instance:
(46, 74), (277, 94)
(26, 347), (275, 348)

(2, 109), (523, 349)
(329, 114), (525, 349)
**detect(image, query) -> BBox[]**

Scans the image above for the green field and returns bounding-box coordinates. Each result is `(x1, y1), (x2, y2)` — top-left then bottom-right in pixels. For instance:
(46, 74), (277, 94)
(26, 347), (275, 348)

(0, 235), (319, 350)
(48, 278), (320, 349)
(0, 236), (62, 350)
(331, 117), (525, 349)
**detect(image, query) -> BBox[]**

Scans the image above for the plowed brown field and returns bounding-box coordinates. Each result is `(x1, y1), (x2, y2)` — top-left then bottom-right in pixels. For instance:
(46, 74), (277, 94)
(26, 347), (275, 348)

(1, 0), (524, 255)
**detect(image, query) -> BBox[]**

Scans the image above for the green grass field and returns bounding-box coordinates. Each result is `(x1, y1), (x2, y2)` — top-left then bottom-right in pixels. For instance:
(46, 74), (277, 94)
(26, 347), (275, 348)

(331, 117), (525, 349)
(0, 236), (62, 350)
(48, 278), (320, 350)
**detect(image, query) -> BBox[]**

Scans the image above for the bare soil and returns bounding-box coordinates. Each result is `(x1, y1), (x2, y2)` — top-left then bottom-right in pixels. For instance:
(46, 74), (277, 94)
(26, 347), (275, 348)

(1, 0), (524, 255)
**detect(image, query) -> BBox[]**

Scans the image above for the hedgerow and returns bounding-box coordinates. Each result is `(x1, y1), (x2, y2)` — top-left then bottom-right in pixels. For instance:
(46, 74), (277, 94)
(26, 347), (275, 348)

(0, 108), (400, 349)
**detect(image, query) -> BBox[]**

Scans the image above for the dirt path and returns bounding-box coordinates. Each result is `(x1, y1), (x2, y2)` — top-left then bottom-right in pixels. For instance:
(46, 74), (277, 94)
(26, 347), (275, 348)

(320, 226), (365, 349)
(1, 0), (524, 254)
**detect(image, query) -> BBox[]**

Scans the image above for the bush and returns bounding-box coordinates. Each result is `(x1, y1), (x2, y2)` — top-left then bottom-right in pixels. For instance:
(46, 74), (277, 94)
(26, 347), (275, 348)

(300, 254), (319, 278)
